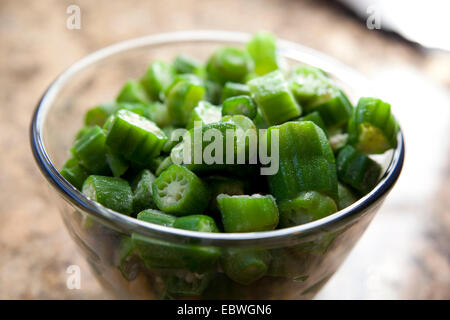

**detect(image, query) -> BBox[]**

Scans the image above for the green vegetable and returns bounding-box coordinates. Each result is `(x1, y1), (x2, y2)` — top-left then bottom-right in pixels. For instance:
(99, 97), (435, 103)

(205, 176), (246, 216)
(310, 89), (353, 128)
(137, 209), (176, 226)
(206, 46), (254, 84)
(155, 156), (173, 176)
(60, 157), (89, 190)
(82, 175), (133, 215)
(187, 101), (222, 129)
(72, 125), (110, 175)
(146, 102), (171, 128)
(131, 170), (157, 214)
(348, 97), (399, 154)
(117, 236), (141, 281)
(140, 61), (175, 101)
(116, 80), (151, 105)
(105, 148), (129, 177)
(221, 249), (271, 285)
(217, 194), (279, 232)
(288, 65), (331, 107)
(204, 80), (222, 105)
(105, 109), (168, 164)
(173, 54), (203, 75)
(173, 215), (220, 233)
(84, 103), (117, 127)
(166, 76), (206, 126)
(221, 82), (250, 101)
(222, 95), (257, 119)
(152, 164), (210, 216)
(337, 182), (357, 210)
(298, 111), (326, 133)
(165, 270), (214, 297)
(247, 31), (279, 75)
(336, 145), (382, 194)
(278, 191), (337, 228)
(248, 70), (301, 125)
(265, 121), (338, 201)
(162, 125), (183, 153)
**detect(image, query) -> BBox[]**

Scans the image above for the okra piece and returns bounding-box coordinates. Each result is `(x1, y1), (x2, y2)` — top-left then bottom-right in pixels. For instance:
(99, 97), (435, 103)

(106, 148), (129, 177)
(310, 89), (353, 128)
(206, 46), (254, 84)
(117, 236), (141, 281)
(288, 64), (331, 107)
(298, 111), (326, 134)
(248, 70), (301, 125)
(205, 176), (246, 215)
(146, 102), (171, 128)
(278, 191), (337, 228)
(222, 95), (257, 120)
(60, 157), (89, 190)
(72, 125), (110, 175)
(116, 80), (151, 105)
(347, 97), (399, 154)
(105, 109), (168, 165)
(166, 76), (206, 126)
(336, 145), (382, 194)
(140, 61), (175, 101)
(247, 31), (279, 75)
(137, 209), (176, 227)
(186, 101), (222, 129)
(204, 80), (222, 105)
(82, 175), (133, 215)
(152, 164), (210, 216)
(173, 54), (203, 75)
(217, 194), (279, 232)
(155, 156), (173, 176)
(173, 215), (220, 233)
(265, 121), (338, 201)
(162, 125), (183, 153)
(74, 126), (92, 142)
(221, 249), (271, 285)
(131, 170), (157, 214)
(165, 270), (214, 297)
(84, 102), (117, 127)
(337, 182), (357, 210)
(221, 82), (250, 101)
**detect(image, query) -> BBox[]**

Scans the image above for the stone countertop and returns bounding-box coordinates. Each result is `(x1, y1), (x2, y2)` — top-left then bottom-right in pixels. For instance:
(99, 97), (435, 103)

(0, 0), (449, 299)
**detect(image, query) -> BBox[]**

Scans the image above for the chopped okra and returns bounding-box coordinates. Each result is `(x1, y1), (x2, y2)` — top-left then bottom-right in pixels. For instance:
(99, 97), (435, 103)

(60, 31), (400, 290)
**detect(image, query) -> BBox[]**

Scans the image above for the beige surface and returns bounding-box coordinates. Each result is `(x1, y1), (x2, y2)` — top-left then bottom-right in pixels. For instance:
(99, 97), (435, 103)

(0, 0), (449, 299)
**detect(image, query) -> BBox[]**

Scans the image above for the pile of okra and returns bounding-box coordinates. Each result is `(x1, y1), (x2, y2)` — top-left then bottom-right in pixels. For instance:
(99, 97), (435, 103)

(61, 31), (399, 274)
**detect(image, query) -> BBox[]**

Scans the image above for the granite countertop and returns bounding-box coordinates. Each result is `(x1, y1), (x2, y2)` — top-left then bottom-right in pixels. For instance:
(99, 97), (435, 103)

(0, 0), (448, 299)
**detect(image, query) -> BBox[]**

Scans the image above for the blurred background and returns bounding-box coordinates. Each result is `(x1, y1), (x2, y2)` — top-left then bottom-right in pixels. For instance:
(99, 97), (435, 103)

(0, 0), (449, 299)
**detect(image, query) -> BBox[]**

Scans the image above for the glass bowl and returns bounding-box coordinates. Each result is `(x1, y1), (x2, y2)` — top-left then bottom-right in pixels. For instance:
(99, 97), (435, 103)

(30, 30), (404, 299)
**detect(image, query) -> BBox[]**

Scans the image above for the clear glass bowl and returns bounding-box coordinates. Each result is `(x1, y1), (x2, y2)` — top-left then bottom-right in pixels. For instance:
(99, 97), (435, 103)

(30, 31), (404, 299)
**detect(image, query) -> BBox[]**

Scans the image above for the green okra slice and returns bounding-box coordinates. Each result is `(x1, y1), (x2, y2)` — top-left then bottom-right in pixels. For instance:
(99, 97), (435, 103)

(117, 236), (141, 281)
(337, 182), (357, 210)
(152, 164), (210, 216)
(137, 209), (176, 227)
(140, 61), (175, 101)
(116, 80), (151, 105)
(166, 76), (206, 126)
(288, 64), (331, 107)
(145, 102), (171, 128)
(131, 170), (157, 214)
(173, 215), (220, 233)
(60, 157), (89, 190)
(221, 82), (250, 101)
(222, 95), (257, 120)
(278, 191), (337, 228)
(248, 70), (301, 125)
(336, 145), (382, 194)
(206, 46), (254, 84)
(347, 97), (399, 154)
(204, 80), (222, 105)
(265, 121), (338, 202)
(186, 101), (222, 129)
(84, 102), (117, 127)
(173, 54), (203, 75)
(74, 126), (93, 142)
(221, 249), (271, 285)
(155, 156), (173, 176)
(217, 194), (279, 232)
(246, 31), (279, 76)
(298, 111), (327, 134)
(309, 89), (353, 128)
(165, 269), (214, 297)
(82, 175), (133, 215)
(252, 109), (269, 129)
(205, 176), (246, 216)
(105, 109), (168, 165)
(72, 125), (110, 175)
(105, 148), (129, 177)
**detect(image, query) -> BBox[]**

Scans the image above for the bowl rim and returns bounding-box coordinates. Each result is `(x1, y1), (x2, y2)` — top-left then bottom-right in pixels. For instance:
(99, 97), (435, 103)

(30, 30), (404, 247)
